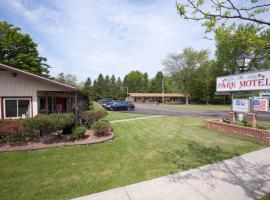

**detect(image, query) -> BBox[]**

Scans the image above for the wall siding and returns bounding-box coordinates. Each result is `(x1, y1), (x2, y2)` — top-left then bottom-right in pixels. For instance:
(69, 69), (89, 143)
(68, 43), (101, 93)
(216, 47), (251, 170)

(0, 70), (74, 117)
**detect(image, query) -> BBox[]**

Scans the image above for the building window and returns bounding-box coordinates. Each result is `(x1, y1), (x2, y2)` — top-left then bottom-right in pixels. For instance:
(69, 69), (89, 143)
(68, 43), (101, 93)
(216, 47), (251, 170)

(3, 98), (31, 119)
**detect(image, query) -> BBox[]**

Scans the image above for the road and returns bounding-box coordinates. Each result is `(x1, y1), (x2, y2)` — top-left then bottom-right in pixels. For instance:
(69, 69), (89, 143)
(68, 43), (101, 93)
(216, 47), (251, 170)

(124, 103), (270, 121)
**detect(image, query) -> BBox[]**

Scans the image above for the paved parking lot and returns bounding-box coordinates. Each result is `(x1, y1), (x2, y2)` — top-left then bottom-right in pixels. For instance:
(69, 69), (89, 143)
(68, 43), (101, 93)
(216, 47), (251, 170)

(124, 103), (270, 121)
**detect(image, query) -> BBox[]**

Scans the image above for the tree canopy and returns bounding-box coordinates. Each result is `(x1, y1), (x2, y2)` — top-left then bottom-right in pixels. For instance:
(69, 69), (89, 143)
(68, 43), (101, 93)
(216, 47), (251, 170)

(176, 1), (270, 50)
(177, 0), (270, 30)
(0, 21), (50, 76)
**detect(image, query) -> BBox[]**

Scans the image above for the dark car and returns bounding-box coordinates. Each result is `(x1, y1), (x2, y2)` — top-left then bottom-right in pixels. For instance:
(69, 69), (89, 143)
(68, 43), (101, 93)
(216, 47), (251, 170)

(104, 101), (135, 111)
(98, 99), (113, 107)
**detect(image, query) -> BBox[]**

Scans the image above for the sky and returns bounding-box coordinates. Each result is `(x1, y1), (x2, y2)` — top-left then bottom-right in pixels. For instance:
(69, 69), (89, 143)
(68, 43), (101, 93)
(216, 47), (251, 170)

(0, 0), (217, 81)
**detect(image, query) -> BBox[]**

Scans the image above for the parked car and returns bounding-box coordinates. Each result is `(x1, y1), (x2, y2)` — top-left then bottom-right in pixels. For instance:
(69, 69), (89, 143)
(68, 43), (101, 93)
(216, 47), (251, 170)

(98, 99), (113, 107)
(104, 101), (135, 111)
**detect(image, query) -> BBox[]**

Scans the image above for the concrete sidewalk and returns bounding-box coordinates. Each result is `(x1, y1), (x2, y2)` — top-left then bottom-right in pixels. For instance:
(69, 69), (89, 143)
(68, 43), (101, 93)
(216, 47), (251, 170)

(73, 147), (270, 200)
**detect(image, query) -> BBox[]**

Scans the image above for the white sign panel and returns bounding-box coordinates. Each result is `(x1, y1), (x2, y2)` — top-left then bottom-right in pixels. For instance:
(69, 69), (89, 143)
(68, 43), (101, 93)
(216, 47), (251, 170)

(216, 70), (270, 92)
(232, 99), (250, 113)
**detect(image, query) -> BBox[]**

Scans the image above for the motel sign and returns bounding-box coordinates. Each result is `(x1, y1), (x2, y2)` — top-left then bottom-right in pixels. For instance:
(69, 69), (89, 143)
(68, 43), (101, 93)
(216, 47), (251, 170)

(216, 70), (270, 92)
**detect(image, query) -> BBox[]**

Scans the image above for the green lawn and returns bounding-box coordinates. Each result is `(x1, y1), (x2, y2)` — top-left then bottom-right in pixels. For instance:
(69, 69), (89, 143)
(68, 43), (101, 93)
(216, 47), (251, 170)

(0, 115), (267, 199)
(104, 111), (149, 121)
(162, 104), (231, 111)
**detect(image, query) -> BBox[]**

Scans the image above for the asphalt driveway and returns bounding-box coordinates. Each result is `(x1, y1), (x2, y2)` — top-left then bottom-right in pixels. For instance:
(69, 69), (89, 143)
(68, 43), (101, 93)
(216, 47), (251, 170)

(124, 103), (270, 121)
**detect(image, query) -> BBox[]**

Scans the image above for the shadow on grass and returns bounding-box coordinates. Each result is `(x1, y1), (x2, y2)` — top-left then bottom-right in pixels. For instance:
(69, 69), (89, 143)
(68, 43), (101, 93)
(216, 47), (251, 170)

(166, 140), (240, 171)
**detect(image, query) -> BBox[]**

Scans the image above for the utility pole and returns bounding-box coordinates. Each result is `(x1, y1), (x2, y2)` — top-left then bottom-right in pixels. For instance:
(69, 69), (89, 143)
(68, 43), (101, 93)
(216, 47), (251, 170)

(162, 79), (164, 104)
(127, 87), (129, 96)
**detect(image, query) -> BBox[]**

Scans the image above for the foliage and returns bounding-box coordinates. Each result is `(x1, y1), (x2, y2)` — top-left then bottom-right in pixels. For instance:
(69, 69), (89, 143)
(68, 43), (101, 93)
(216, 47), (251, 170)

(0, 119), (25, 135)
(176, 1), (270, 50)
(176, 0), (270, 32)
(55, 73), (78, 87)
(23, 113), (75, 136)
(0, 21), (50, 76)
(0, 119), (33, 143)
(215, 24), (270, 74)
(163, 47), (211, 100)
(92, 73), (124, 100)
(79, 110), (108, 128)
(149, 71), (164, 92)
(72, 126), (86, 140)
(123, 71), (149, 93)
(92, 120), (112, 136)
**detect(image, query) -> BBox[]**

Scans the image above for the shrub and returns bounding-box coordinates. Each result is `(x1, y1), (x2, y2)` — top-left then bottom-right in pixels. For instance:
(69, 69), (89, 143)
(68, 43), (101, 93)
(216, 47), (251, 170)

(0, 119), (24, 135)
(79, 110), (107, 128)
(72, 126), (86, 140)
(0, 119), (33, 143)
(92, 120), (112, 136)
(23, 113), (75, 136)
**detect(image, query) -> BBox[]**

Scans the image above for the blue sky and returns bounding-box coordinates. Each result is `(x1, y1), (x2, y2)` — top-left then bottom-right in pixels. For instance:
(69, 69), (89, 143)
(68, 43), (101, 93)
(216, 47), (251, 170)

(0, 0), (217, 81)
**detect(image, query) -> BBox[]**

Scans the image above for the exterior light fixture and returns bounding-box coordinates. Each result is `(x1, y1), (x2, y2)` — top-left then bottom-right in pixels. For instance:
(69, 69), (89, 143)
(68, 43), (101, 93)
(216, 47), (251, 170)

(236, 53), (251, 73)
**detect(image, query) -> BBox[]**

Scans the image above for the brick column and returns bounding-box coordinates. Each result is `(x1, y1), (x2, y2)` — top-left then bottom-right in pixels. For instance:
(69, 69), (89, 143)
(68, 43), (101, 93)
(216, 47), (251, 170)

(228, 112), (235, 124)
(246, 113), (256, 128)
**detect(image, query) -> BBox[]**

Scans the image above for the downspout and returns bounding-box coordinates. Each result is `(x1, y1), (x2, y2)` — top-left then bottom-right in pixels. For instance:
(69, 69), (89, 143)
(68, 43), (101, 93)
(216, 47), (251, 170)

(75, 91), (78, 126)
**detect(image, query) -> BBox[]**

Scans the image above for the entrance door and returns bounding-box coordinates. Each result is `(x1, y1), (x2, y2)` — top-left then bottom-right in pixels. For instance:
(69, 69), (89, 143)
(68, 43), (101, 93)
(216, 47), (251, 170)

(55, 97), (66, 113)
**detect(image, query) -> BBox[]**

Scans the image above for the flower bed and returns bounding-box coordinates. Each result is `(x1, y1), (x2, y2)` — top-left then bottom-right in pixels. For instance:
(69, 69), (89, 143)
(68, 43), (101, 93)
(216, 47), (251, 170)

(0, 130), (114, 152)
(205, 119), (270, 144)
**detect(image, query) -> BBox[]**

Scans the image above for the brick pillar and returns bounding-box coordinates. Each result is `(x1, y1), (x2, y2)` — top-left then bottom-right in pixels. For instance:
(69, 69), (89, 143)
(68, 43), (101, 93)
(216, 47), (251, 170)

(228, 112), (235, 124)
(246, 113), (256, 128)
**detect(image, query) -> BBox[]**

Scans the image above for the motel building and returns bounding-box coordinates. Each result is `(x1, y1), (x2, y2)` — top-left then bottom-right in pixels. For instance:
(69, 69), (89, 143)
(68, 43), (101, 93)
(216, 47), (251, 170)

(126, 93), (187, 104)
(0, 63), (88, 119)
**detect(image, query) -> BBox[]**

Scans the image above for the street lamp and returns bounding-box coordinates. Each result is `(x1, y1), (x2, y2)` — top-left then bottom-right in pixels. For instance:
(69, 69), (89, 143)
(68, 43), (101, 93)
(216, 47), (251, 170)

(236, 53), (251, 73)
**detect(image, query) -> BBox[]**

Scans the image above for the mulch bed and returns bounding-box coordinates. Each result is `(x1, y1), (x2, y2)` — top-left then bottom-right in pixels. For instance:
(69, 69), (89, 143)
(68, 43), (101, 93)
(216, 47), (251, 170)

(0, 130), (114, 152)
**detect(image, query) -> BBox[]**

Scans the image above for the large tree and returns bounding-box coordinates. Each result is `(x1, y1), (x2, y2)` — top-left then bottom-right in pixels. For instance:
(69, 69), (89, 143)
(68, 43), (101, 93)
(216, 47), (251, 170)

(0, 21), (50, 76)
(215, 24), (270, 74)
(163, 48), (210, 103)
(123, 71), (146, 93)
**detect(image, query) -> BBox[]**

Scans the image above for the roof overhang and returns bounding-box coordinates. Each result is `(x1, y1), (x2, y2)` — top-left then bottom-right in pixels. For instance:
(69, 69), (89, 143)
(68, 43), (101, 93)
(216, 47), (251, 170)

(0, 63), (77, 91)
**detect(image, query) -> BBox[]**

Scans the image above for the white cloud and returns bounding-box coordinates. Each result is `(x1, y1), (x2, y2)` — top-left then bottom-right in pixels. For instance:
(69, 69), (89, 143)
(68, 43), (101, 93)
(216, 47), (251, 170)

(0, 0), (215, 80)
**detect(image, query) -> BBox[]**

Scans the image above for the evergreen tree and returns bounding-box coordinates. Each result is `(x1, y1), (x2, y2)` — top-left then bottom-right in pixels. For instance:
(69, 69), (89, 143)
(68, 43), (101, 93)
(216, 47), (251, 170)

(93, 73), (105, 100)
(142, 72), (149, 92)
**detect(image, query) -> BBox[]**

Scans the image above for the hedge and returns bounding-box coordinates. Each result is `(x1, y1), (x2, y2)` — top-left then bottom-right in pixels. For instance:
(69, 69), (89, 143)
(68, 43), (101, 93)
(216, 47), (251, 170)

(23, 113), (75, 136)
(0, 119), (33, 143)
(79, 110), (107, 128)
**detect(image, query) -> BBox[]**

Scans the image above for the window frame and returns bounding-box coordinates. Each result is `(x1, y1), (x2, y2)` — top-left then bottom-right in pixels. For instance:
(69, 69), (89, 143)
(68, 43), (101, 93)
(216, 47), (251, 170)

(3, 97), (32, 119)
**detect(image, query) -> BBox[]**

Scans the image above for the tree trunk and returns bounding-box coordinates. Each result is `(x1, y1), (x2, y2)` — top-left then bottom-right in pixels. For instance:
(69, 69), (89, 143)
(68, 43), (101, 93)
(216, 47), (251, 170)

(185, 96), (189, 105)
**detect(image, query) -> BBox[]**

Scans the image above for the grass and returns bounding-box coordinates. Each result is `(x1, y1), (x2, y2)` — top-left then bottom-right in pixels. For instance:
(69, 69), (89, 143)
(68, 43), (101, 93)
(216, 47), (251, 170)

(0, 115), (267, 199)
(104, 111), (149, 121)
(162, 104), (231, 111)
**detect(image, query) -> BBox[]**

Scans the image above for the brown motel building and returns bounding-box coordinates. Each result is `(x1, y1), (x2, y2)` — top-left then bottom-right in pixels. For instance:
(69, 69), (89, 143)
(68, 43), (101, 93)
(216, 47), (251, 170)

(126, 93), (187, 103)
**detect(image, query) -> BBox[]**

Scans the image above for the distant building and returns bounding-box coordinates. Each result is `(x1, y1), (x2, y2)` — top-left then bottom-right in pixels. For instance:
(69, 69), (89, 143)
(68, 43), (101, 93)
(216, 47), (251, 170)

(126, 93), (187, 103)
